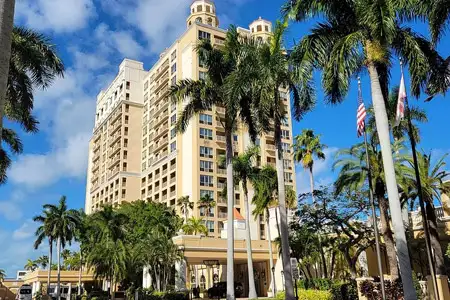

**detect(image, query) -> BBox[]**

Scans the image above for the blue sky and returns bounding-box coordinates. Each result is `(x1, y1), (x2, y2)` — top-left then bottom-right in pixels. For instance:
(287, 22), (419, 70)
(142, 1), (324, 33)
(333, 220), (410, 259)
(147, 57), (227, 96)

(0, 0), (449, 277)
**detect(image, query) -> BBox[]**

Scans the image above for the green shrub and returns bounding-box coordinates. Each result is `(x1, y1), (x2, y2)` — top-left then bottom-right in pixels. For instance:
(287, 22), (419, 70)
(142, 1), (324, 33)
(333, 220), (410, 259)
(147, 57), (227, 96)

(330, 280), (357, 300)
(276, 289), (332, 300)
(297, 279), (334, 291)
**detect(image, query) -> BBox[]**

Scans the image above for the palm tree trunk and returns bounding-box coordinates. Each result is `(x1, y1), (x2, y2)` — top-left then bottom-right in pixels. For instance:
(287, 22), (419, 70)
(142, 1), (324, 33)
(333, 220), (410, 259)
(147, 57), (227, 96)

(266, 211), (276, 296)
(309, 166), (315, 203)
(78, 252), (82, 296)
(274, 207), (283, 267)
(47, 240), (53, 295)
(225, 129), (235, 300)
(184, 204), (188, 224)
(330, 251), (336, 279)
(111, 272), (115, 300)
(243, 184), (257, 299)
(367, 62), (416, 300)
(274, 119), (294, 300)
(378, 195), (398, 279)
(0, 0), (15, 147)
(56, 237), (61, 300)
(426, 202), (445, 274)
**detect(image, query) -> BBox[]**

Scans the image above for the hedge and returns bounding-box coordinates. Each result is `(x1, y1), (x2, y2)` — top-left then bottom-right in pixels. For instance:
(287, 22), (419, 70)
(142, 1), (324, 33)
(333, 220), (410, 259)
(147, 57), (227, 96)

(276, 289), (333, 300)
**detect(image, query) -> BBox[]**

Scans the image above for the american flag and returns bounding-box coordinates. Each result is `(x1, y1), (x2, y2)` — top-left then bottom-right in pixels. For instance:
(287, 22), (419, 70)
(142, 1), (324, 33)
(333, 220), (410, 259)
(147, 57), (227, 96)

(395, 74), (406, 126)
(357, 82), (367, 137)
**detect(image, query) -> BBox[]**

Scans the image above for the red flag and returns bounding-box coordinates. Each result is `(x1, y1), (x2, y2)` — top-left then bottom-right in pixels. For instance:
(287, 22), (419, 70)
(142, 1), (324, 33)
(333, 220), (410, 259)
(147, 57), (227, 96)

(395, 74), (406, 126)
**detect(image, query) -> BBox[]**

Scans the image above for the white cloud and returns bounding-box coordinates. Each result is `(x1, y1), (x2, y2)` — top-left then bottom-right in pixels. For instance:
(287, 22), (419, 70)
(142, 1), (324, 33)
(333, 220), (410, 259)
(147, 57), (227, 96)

(16, 0), (95, 32)
(295, 147), (338, 194)
(13, 221), (37, 241)
(94, 24), (145, 59)
(0, 201), (23, 220)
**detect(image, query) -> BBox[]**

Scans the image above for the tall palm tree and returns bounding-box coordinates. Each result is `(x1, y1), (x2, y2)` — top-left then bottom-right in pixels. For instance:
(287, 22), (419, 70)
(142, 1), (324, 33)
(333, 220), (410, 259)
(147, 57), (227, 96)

(252, 20), (304, 300)
(170, 26), (259, 299)
(293, 129), (326, 203)
(0, 26), (64, 171)
(403, 152), (450, 275)
(252, 165), (278, 296)
(229, 146), (260, 299)
(85, 205), (127, 300)
(24, 259), (38, 271)
(177, 196), (194, 224)
(36, 256), (49, 270)
(42, 196), (80, 300)
(0, 128), (24, 184)
(74, 209), (87, 296)
(334, 138), (408, 279)
(182, 217), (208, 236)
(0, 0), (16, 148)
(197, 194), (216, 236)
(33, 207), (56, 294)
(284, 1), (441, 296)
(0, 269), (5, 281)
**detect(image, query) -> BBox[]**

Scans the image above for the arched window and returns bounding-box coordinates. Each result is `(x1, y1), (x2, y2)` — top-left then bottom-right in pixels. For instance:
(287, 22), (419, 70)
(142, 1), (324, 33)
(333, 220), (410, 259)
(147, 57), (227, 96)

(200, 275), (206, 289)
(189, 21), (192, 26)
(257, 37), (263, 43)
(197, 5), (203, 12)
(257, 25), (262, 32)
(207, 17), (213, 25)
(196, 17), (202, 23)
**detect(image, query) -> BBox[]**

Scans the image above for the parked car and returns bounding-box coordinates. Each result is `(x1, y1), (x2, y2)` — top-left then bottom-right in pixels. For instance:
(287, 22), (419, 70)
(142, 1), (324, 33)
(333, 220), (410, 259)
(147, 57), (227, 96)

(207, 282), (243, 299)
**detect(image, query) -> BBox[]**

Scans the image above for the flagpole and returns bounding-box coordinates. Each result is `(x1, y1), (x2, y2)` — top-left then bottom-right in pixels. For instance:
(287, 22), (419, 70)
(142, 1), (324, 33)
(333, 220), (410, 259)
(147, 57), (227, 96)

(399, 59), (440, 300)
(358, 78), (386, 300)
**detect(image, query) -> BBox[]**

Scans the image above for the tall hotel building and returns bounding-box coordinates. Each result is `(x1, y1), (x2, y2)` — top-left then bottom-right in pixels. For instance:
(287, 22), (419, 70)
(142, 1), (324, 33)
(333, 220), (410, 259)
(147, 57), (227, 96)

(85, 0), (295, 296)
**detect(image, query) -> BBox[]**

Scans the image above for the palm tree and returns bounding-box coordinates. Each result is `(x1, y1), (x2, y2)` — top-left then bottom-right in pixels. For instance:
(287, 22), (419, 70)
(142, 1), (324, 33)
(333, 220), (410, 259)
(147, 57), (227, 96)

(403, 152), (450, 275)
(85, 205), (127, 300)
(33, 207), (56, 294)
(0, 128), (24, 184)
(333, 138), (408, 280)
(284, 1), (441, 296)
(170, 26), (259, 299)
(0, 269), (5, 282)
(182, 217), (208, 236)
(41, 196), (80, 300)
(293, 129), (326, 203)
(36, 256), (49, 270)
(0, 26), (64, 175)
(74, 209), (87, 296)
(0, 0), (17, 149)
(24, 259), (38, 271)
(228, 146), (260, 299)
(197, 194), (216, 236)
(252, 165), (278, 296)
(251, 20), (307, 299)
(177, 196), (194, 224)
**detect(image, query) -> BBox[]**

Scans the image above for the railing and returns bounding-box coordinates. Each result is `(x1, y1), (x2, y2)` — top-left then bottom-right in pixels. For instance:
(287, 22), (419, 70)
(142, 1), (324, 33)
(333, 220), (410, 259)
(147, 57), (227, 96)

(218, 212), (227, 218)
(170, 177), (176, 184)
(217, 182), (226, 189)
(217, 168), (226, 175)
(170, 191), (176, 198)
(410, 206), (450, 230)
(216, 135), (226, 142)
(266, 144), (276, 151)
(216, 107), (225, 114)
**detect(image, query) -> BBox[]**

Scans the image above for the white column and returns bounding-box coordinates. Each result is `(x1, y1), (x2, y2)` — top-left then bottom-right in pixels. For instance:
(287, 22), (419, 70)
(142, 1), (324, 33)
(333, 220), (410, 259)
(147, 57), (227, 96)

(175, 259), (187, 291)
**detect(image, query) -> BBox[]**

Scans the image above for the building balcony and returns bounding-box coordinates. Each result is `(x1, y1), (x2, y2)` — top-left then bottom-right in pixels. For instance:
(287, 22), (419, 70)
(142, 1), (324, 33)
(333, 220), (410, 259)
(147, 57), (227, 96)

(154, 74), (169, 94)
(91, 162), (100, 172)
(111, 107), (122, 123)
(154, 60), (169, 81)
(217, 182), (226, 190)
(170, 177), (176, 185)
(170, 163), (176, 172)
(218, 212), (227, 219)
(162, 181), (168, 188)
(92, 151), (100, 162)
(154, 124), (169, 140)
(162, 194), (168, 201)
(410, 207), (450, 231)
(93, 131), (101, 143)
(108, 155), (120, 169)
(216, 106), (225, 114)
(214, 38), (225, 46)
(216, 135), (226, 143)
(217, 168), (226, 175)
(109, 143), (121, 158)
(109, 132), (121, 145)
(155, 101), (169, 116)
(266, 144), (276, 152)
(155, 87), (170, 105)
(154, 115), (169, 130)
(109, 121), (121, 135)
(170, 190), (176, 198)
(93, 142), (100, 151)
(154, 137), (169, 152)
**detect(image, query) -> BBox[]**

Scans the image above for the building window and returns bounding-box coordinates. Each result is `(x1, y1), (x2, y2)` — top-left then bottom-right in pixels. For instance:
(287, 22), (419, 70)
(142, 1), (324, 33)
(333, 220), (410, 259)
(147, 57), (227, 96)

(281, 118), (289, 126)
(199, 128), (213, 140)
(281, 130), (290, 139)
(200, 175), (214, 187)
(171, 76), (177, 86)
(200, 160), (213, 172)
(283, 159), (291, 170)
(171, 50), (177, 61)
(257, 25), (262, 32)
(206, 5), (210, 12)
(126, 93), (130, 101)
(233, 135), (238, 142)
(198, 30), (211, 40)
(171, 103), (177, 113)
(197, 5), (202, 12)
(206, 220), (214, 233)
(255, 138), (260, 146)
(171, 114), (177, 125)
(200, 190), (214, 200)
(282, 142), (291, 153)
(199, 114), (212, 125)
(170, 128), (176, 139)
(265, 25), (269, 32)
(196, 17), (203, 23)
(199, 54), (207, 68)
(144, 81), (149, 90)
(171, 63), (177, 74)
(126, 81), (130, 89)
(199, 71), (207, 80)
(200, 146), (213, 158)
(170, 142), (176, 153)
(284, 172), (293, 183)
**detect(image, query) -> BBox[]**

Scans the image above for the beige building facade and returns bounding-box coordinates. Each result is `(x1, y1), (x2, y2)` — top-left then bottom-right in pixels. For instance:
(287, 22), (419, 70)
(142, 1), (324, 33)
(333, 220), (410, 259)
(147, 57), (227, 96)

(85, 0), (296, 296)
